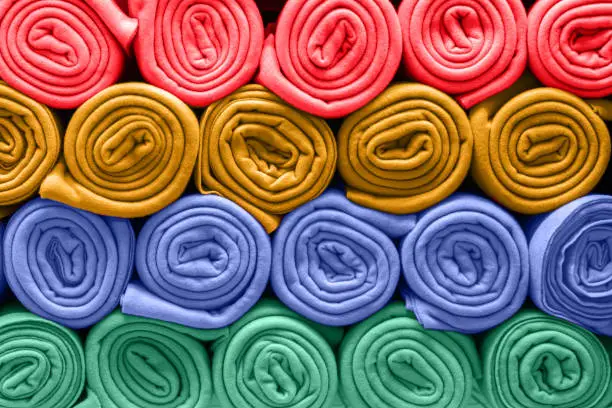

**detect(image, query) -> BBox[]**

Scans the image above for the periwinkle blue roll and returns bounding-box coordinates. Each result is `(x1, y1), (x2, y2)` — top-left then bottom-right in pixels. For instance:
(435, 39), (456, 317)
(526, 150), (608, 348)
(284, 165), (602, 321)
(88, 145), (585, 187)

(3, 198), (134, 329)
(400, 194), (529, 333)
(122, 194), (271, 329)
(0, 224), (4, 297)
(271, 189), (415, 326)
(529, 195), (612, 336)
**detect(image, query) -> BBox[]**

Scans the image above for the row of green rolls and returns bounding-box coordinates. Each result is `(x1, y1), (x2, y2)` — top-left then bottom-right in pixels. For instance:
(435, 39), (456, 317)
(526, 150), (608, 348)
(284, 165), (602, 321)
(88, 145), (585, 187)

(4, 299), (612, 408)
(1, 74), (611, 231)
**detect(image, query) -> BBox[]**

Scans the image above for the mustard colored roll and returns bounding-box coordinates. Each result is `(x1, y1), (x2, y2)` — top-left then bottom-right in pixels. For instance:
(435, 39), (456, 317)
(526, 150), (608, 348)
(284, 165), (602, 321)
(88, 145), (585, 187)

(196, 85), (336, 232)
(338, 83), (473, 214)
(0, 82), (60, 218)
(40, 83), (199, 218)
(471, 76), (612, 214)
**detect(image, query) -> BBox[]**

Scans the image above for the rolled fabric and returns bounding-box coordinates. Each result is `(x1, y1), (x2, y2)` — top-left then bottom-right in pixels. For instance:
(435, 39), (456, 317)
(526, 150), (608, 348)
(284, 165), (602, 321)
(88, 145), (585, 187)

(528, 195), (612, 336)
(128, 0), (264, 107)
(39, 83), (200, 218)
(528, 0), (612, 98)
(256, 0), (402, 118)
(0, 224), (4, 296)
(471, 75), (612, 214)
(401, 194), (529, 333)
(0, 306), (85, 408)
(196, 84), (336, 233)
(398, 0), (527, 109)
(122, 194), (271, 329)
(4, 198), (134, 329)
(272, 190), (415, 326)
(339, 302), (483, 408)
(0, 82), (60, 218)
(482, 309), (612, 408)
(338, 83), (473, 214)
(213, 300), (341, 408)
(77, 310), (225, 408)
(0, 0), (137, 109)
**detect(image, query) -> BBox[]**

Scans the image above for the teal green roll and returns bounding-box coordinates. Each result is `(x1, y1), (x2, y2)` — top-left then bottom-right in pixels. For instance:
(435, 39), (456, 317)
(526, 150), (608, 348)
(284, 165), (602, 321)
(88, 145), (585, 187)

(339, 302), (483, 408)
(482, 310), (612, 408)
(77, 311), (225, 408)
(213, 300), (341, 408)
(0, 306), (85, 408)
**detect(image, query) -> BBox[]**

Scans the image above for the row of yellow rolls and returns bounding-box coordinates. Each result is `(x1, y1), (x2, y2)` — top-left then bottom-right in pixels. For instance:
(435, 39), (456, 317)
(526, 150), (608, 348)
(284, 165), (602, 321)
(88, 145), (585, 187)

(339, 75), (612, 215)
(1, 76), (611, 231)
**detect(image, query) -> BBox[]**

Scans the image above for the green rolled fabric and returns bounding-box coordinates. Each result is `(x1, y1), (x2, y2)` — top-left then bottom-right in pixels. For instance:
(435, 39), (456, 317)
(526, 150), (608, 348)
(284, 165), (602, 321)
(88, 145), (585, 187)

(213, 300), (341, 408)
(482, 310), (612, 408)
(339, 302), (483, 408)
(0, 306), (85, 408)
(76, 310), (226, 408)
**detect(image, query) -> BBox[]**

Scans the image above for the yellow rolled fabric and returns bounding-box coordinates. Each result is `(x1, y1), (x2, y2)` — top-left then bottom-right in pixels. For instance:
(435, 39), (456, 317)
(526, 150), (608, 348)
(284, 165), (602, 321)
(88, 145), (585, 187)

(338, 83), (473, 214)
(0, 82), (60, 218)
(40, 83), (199, 218)
(196, 85), (336, 232)
(471, 76), (612, 214)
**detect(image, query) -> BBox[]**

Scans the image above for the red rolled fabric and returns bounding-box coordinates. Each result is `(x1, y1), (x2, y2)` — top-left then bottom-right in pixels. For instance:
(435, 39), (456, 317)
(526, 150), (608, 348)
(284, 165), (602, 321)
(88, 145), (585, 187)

(528, 0), (612, 98)
(0, 0), (137, 109)
(128, 0), (264, 107)
(398, 0), (527, 109)
(256, 0), (402, 119)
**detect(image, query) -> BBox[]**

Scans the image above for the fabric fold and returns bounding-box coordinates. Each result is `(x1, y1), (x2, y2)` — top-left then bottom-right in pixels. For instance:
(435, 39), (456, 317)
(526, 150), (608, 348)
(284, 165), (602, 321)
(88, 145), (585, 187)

(128, 0), (263, 107)
(339, 302), (483, 408)
(0, 306), (85, 408)
(471, 75), (611, 214)
(39, 83), (200, 218)
(196, 84), (337, 233)
(528, 0), (612, 98)
(122, 194), (271, 329)
(398, 0), (527, 108)
(76, 310), (226, 408)
(0, 0), (137, 109)
(272, 190), (414, 326)
(400, 194), (529, 333)
(256, 0), (402, 118)
(0, 82), (60, 217)
(338, 83), (473, 214)
(482, 310), (612, 408)
(529, 195), (612, 336)
(212, 300), (341, 408)
(4, 198), (134, 329)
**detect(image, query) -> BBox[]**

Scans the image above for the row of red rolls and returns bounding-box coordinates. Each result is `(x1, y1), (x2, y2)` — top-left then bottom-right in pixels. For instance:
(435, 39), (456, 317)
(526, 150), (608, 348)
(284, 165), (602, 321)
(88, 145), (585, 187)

(0, 0), (609, 116)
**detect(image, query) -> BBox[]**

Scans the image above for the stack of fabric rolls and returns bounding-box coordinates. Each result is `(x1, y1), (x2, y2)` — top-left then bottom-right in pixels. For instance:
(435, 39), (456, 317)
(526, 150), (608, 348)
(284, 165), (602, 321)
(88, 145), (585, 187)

(0, 0), (610, 407)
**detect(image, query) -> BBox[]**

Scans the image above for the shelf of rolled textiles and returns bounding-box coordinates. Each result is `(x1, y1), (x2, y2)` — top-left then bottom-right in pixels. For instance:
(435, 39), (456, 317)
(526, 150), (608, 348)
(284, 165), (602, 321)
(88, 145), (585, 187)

(0, 0), (610, 407)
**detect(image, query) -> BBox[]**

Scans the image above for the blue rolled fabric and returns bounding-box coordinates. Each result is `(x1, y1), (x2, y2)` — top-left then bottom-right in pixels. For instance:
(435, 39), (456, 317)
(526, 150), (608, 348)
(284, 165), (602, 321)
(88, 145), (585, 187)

(529, 195), (612, 336)
(3, 198), (134, 329)
(400, 194), (529, 333)
(122, 194), (271, 329)
(271, 189), (415, 326)
(0, 224), (4, 297)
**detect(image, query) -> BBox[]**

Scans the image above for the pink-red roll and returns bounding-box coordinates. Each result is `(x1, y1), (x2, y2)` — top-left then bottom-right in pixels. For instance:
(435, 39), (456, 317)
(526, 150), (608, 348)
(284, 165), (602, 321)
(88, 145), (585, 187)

(398, 0), (527, 109)
(528, 0), (612, 98)
(257, 0), (402, 118)
(0, 0), (137, 109)
(128, 0), (264, 107)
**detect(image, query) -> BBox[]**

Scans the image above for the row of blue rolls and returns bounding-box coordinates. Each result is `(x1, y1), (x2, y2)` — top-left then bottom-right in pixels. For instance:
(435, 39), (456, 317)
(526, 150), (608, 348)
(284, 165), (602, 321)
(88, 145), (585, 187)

(0, 186), (608, 336)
